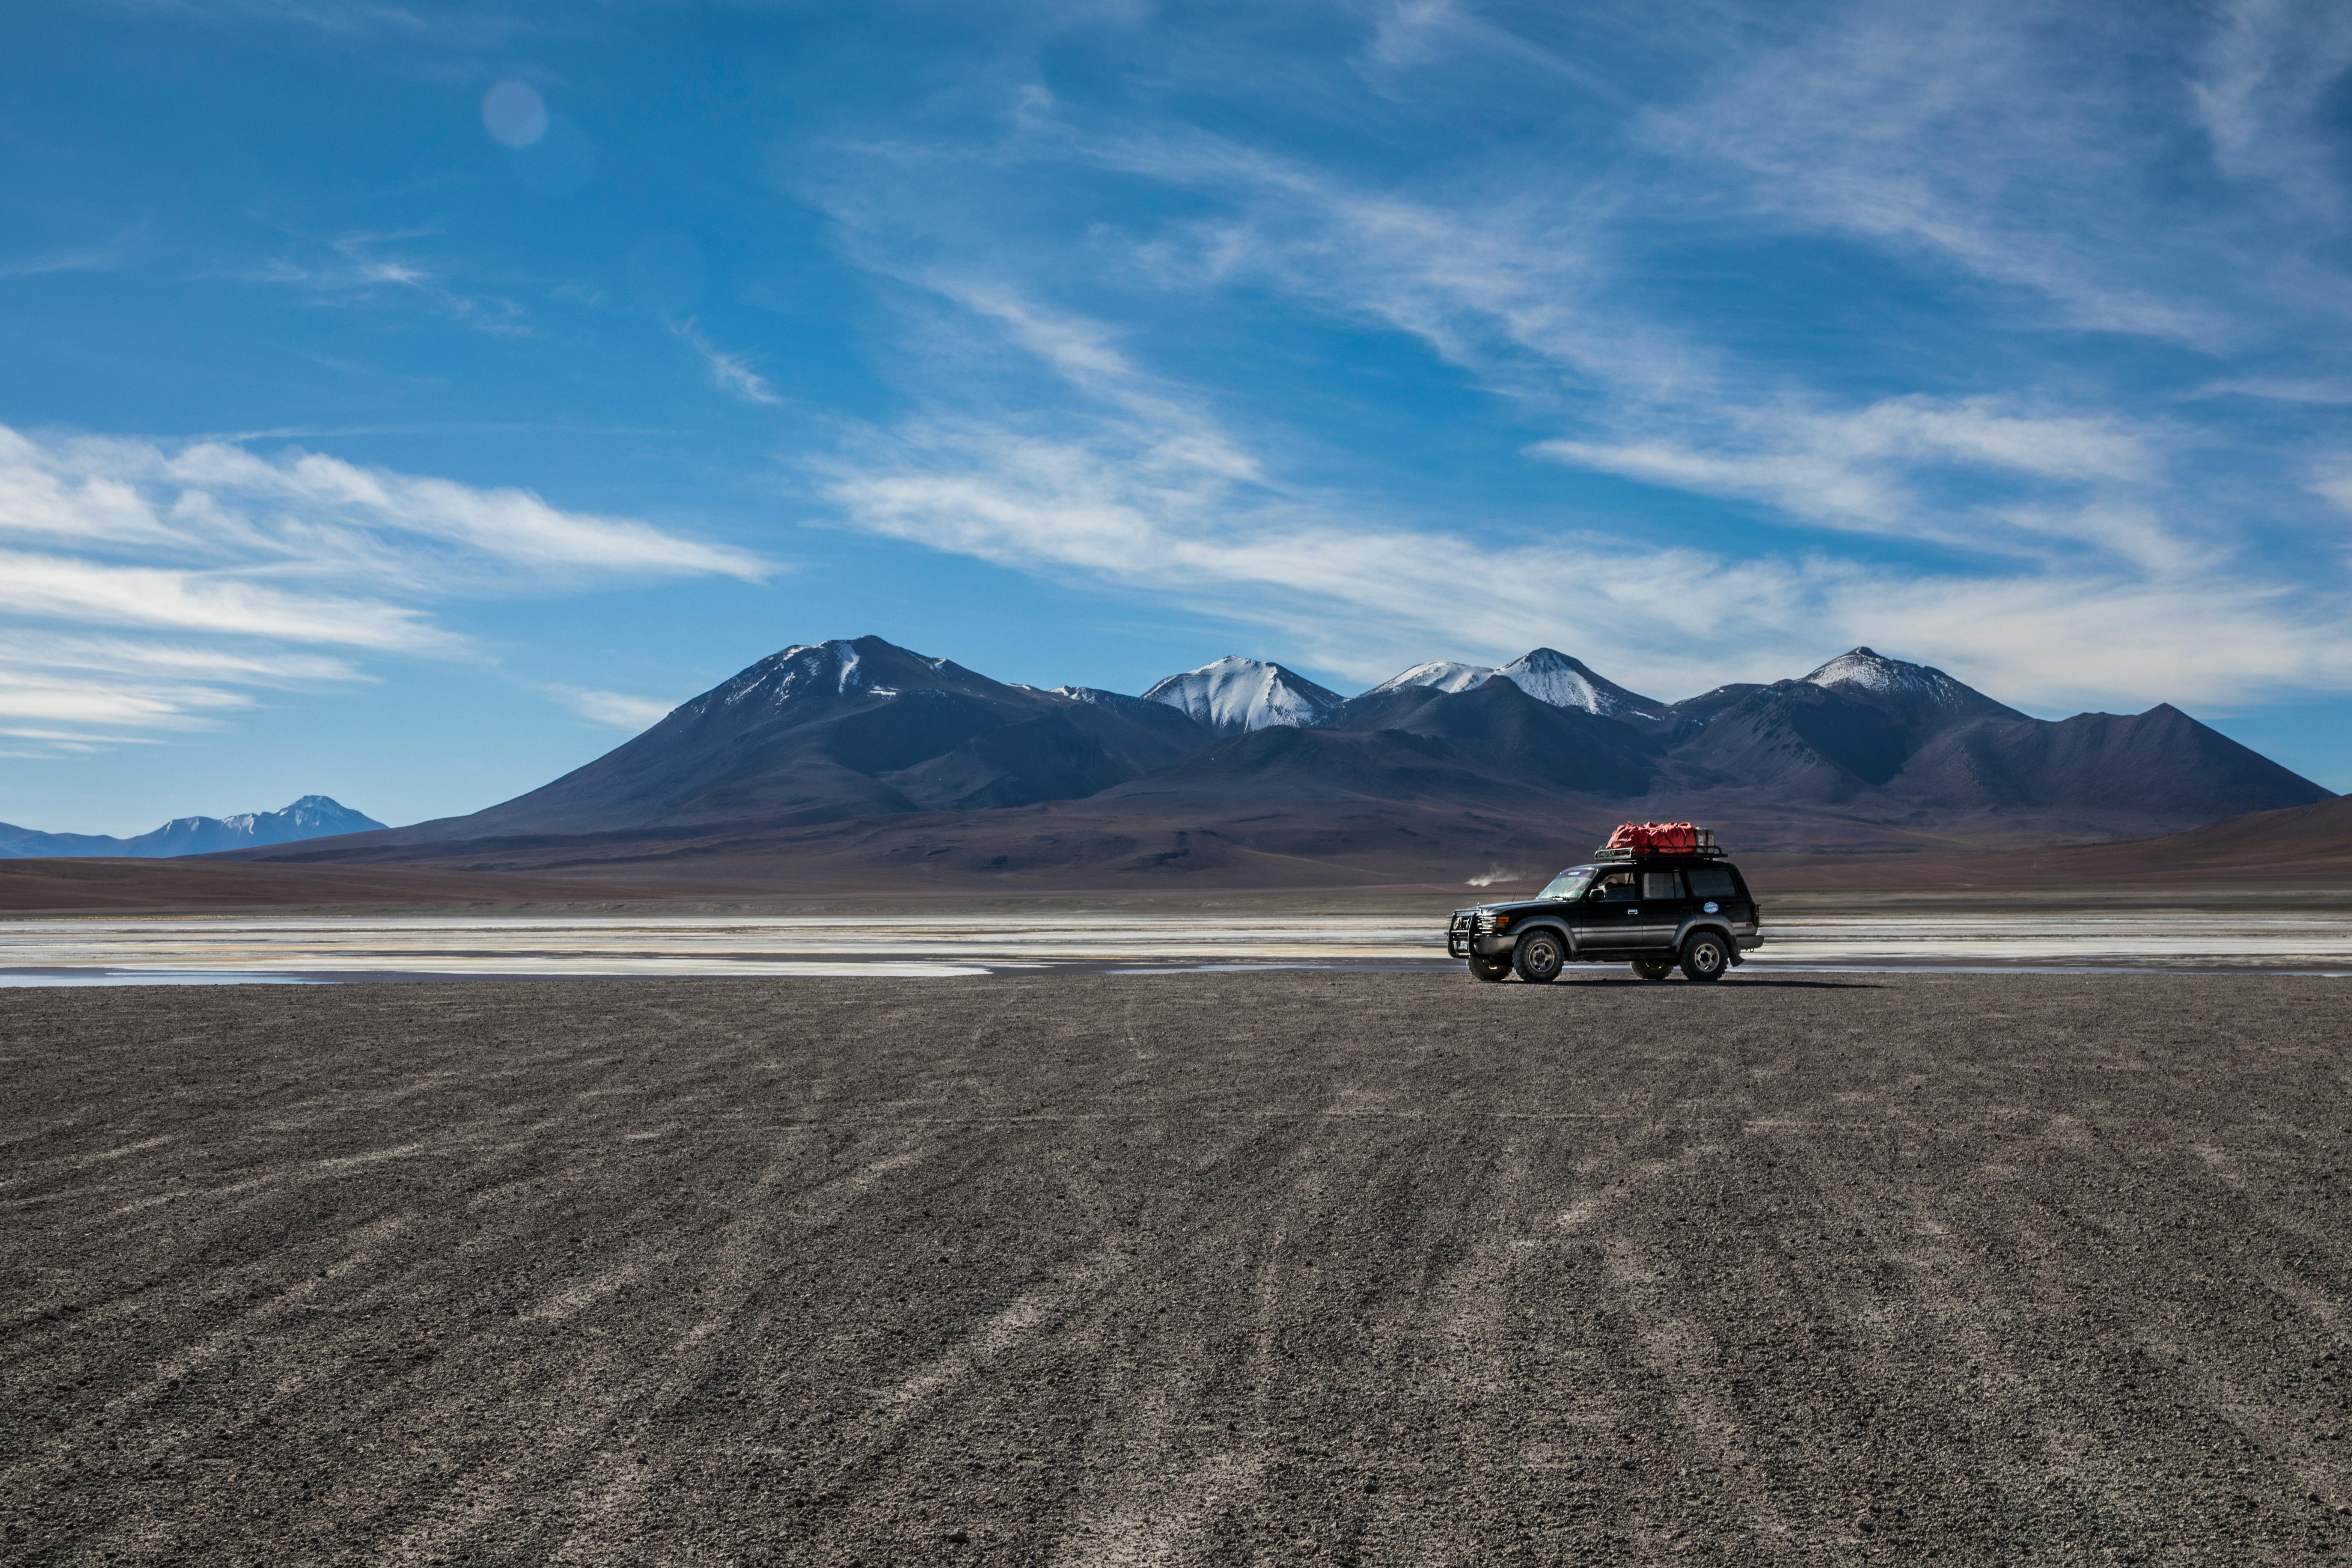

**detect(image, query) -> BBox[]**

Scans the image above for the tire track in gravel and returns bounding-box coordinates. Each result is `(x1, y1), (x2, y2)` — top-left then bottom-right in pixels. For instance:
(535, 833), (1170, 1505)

(2, 973), (2349, 1566)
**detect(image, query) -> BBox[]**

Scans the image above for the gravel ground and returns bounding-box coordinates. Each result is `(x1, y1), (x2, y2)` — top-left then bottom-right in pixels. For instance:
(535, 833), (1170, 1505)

(4, 972), (2350, 1566)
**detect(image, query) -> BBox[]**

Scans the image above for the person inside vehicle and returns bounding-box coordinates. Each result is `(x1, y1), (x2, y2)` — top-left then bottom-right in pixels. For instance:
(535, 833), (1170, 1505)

(1594, 871), (1638, 901)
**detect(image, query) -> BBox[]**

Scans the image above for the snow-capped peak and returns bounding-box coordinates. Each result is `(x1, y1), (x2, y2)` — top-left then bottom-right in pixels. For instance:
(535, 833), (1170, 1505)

(1141, 656), (1347, 737)
(1363, 660), (1495, 698)
(1804, 648), (1972, 704)
(1489, 649), (1657, 717)
(703, 640), (888, 712)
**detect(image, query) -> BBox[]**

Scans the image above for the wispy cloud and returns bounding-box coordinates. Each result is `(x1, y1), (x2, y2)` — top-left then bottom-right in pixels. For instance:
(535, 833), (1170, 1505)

(1083, 119), (2183, 554)
(672, 318), (782, 405)
(2190, 0), (2352, 221)
(2304, 468), (2352, 522)
(1532, 395), (2178, 562)
(1103, 129), (1691, 401)
(787, 0), (2352, 716)
(0, 669), (255, 729)
(546, 685), (675, 730)
(44, 0), (2352, 753)
(0, 545), (438, 757)
(0, 630), (368, 758)
(0, 226), (144, 280)
(1636, 3), (2236, 345)
(818, 281), (2352, 709)
(0, 727), (166, 748)
(2184, 377), (2352, 405)
(0, 425), (771, 585)
(0, 631), (357, 685)
(0, 423), (770, 756)
(1352, 0), (1634, 105)
(827, 399), (2352, 706)
(92, 0), (503, 42)
(0, 549), (450, 648)
(247, 232), (529, 336)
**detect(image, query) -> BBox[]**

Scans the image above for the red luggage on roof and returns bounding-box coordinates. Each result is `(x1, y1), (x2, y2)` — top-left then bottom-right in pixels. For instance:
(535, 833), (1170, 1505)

(1604, 821), (1700, 853)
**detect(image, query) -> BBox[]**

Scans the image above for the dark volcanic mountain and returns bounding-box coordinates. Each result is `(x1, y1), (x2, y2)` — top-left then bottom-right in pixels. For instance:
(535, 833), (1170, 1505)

(1644, 648), (2323, 824)
(1889, 703), (2319, 819)
(1155, 645), (2322, 834)
(1328, 677), (1660, 797)
(1662, 679), (1917, 796)
(358, 638), (1208, 845)
(235, 636), (2332, 885)
(1655, 649), (2027, 795)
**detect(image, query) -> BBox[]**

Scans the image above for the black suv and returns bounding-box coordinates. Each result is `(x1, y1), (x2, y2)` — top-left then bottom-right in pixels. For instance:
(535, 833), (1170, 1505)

(1446, 835), (1763, 983)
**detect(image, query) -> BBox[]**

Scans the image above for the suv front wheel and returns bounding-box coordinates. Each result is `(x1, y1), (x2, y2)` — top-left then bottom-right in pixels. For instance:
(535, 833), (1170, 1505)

(1679, 931), (1730, 983)
(1513, 929), (1566, 984)
(1467, 953), (1512, 983)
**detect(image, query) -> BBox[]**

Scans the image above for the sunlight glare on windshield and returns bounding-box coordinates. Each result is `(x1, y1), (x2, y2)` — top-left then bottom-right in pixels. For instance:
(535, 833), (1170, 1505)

(1539, 867), (1596, 901)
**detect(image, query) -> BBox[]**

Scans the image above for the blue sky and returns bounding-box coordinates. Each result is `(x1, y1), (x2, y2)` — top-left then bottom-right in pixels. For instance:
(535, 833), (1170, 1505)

(6, 0), (2352, 833)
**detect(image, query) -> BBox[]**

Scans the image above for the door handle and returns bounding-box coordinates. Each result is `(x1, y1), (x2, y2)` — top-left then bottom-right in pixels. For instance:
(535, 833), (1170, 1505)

(1626, 908), (1639, 915)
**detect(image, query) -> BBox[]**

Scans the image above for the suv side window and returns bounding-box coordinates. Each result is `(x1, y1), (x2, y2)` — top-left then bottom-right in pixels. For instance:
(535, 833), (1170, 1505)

(1641, 870), (1685, 900)
(1686, 866), (1736, 900)
(1594, 871), (1638, 901)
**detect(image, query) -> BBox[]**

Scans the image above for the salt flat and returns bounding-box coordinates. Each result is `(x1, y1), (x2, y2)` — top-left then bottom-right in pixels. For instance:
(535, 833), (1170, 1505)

(1, 906), (2349, 982)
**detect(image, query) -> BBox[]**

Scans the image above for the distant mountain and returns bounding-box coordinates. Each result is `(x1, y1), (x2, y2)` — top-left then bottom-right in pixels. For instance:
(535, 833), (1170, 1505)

(1363, 660), (1493, 698)
(1153, 643), (2325, 845)
(1357, 649), (1659, 717)
(1801, 647), (2025, 728)
(1891, 703), (2317, 820)
(229, 636), (2333, 886)
(1648, 651), (2320, 824)
(1142, 657), (1346, 736)
(0, 795), (384, 860)
(1489, 649), (1661, 718)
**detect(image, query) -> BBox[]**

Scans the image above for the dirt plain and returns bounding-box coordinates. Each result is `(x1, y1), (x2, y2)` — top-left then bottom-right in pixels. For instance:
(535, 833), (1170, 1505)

(5, 973), (2351, 1565)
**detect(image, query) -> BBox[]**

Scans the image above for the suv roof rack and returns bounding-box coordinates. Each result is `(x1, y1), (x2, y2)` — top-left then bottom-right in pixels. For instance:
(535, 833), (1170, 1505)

(1593, 824), (1724, 861)
(1593, 845), (1727, 862)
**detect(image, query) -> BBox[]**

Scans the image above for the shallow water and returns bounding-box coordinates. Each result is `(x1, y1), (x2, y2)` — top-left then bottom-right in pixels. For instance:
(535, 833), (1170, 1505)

(2, 909), (2347, 984)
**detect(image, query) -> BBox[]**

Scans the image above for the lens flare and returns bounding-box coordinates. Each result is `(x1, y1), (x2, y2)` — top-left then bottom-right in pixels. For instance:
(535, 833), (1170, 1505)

(482, 81), (548, 149)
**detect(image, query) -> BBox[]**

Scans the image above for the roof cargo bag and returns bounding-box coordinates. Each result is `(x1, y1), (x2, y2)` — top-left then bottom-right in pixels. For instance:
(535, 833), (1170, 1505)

(1604, 821), (1701, 853)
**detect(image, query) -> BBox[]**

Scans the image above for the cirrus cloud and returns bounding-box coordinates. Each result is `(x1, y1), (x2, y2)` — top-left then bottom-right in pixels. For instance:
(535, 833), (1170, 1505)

(0, 423), (770, 758)
(786, 0), (2352, 726)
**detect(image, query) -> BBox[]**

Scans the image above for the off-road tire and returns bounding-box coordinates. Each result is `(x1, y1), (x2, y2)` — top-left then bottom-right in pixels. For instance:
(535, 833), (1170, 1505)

(1631, 958), (1674, 981)
(1513, 930), (1566, 984)
(1467, 953), (1512, 984)
(1679, 931), (1730, 983)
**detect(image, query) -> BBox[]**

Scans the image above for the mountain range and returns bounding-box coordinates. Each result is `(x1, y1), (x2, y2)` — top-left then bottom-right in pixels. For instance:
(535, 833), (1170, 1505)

(0, 795), (384, 860)
(218, 637), (2331, 890)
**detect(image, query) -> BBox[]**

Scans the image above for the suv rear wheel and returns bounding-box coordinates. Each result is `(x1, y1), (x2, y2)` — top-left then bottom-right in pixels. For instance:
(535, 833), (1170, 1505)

(1679, 931), (1730, 983)
(1467, 953), (1511, 983)
(1513, 929), (1566, 984)
(1631, 958), (1674, 981)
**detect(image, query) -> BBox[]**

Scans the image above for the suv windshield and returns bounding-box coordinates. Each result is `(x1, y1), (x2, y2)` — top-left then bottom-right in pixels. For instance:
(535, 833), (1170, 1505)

(1538, 865), (1597, 901)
